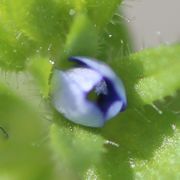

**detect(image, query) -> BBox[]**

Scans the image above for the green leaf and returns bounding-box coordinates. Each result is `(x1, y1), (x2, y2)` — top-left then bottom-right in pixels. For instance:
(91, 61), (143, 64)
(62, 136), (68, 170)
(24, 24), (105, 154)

(1, 1), (179, 179)
(90, 93), (180, 179)
(0, 79), (53, 180)
(1, 0), (72, 43)
(110, 44), (180, 107)
(0, 0), (123, 71)
(57, 14), (99, 68)
(0, 0), (74, 70)
(97, 12), (133, 61)
(0, 23), (36, 71)
(28, 56), (53, 98)
(50, 116), (105, 180)
(85, 0), (122, 30)
(134, 128), (180, 179)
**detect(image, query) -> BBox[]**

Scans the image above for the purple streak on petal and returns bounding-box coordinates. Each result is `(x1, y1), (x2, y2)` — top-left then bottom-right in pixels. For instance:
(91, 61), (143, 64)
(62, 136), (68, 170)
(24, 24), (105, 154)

(51, 70), (104, 127)
(96, 78), (120, 120)
(69, 56), (127, 113)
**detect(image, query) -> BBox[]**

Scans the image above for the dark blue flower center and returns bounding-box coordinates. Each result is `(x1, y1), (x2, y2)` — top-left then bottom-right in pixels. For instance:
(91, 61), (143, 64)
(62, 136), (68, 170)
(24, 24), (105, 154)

(97, 78), (120, 116)
(87, 78), (120, 117)
(87, 79), (108, 102)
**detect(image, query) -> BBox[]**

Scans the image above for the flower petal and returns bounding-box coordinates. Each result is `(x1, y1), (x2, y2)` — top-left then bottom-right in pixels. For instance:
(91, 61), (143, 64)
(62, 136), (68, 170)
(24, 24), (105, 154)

(66, 67), (103, 93)
(69, 56), (127, 110)
(51, 70), (104, 127)
(106, 101), (123, 120)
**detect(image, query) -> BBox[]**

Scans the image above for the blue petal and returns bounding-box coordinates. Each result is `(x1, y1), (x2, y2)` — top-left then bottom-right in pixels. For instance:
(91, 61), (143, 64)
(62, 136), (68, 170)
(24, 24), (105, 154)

(51, 69), (104, 127)
(106, 101), (123, 120)
(65, 67), (103, 93)
(69, 56), (127, 112)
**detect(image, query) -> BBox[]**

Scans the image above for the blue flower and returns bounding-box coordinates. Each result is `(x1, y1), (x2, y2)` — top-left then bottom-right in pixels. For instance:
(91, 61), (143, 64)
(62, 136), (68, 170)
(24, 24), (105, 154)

(51, 57), (127, 127)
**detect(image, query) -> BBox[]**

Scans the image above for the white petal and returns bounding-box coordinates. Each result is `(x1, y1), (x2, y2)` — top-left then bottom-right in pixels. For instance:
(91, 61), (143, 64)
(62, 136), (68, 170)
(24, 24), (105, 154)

(66, 67), (102, 92)
(51, 70), (104, 127)
(105, 101), (123, 120)
(69, 57), (127, 107)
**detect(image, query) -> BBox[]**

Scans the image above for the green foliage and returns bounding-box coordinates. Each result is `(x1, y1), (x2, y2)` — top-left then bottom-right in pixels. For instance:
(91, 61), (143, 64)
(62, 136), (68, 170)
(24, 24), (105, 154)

(50, 121), (104, 180)
(110, 45), (180, 107)
(28, 56), (53, 98)
(57, 14), (99, 68)
(0, 81), (53, 180)
(0, 0), (180, 180)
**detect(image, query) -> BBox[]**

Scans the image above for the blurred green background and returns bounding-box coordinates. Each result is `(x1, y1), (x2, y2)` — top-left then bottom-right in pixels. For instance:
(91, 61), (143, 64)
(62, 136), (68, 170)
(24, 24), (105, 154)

(0, 0), (179, 179)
